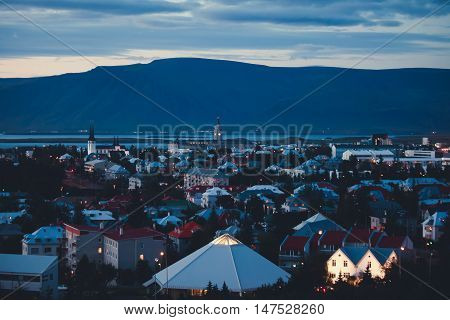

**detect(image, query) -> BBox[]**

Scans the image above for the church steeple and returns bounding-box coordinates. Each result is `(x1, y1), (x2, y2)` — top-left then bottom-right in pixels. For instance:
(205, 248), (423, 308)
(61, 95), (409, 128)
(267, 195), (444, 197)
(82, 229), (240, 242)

(88, 121), (95, 141)
(87, 121), (96, 155)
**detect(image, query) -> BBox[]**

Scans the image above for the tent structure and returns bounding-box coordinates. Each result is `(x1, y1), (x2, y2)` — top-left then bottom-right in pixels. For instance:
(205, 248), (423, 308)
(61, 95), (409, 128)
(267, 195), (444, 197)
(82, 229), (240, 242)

(143, 234), (290, 293)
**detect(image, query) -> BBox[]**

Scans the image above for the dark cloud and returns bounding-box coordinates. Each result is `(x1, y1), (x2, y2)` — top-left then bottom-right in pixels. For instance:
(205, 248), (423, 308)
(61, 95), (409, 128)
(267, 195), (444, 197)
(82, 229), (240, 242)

(6, 0), (195, 15)
(203, 0), (449, 27)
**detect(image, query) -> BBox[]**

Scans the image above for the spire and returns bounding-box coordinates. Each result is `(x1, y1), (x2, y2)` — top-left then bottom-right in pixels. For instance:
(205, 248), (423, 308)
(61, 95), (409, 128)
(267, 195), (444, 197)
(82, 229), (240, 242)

(88, 121), (95, 141)
(216, 116), (220, 125)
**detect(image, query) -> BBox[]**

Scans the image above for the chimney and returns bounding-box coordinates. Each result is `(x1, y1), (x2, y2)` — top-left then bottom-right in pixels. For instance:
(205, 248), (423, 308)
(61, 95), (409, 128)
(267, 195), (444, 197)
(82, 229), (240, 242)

(119, 227), (123, 236)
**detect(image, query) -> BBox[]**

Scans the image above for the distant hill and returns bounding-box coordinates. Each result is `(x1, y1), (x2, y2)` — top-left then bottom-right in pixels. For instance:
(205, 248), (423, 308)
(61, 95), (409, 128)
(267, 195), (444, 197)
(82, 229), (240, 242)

(0, 58), (449, 133)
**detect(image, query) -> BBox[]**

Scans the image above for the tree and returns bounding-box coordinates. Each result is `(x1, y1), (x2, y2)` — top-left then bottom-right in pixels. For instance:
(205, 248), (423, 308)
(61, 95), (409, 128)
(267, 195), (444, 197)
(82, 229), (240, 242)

(136, 259), (153, 284)
(221, 282), (231, 299)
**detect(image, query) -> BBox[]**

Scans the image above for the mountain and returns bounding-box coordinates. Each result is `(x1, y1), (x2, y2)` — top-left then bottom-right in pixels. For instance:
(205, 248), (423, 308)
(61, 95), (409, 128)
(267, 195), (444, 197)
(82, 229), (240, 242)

(0, 58), (449, 133)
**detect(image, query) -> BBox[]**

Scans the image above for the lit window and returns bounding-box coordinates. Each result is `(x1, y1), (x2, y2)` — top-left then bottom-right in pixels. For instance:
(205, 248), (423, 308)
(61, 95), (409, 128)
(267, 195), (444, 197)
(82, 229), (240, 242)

(97, 247), (102, 254)
(139, 254), (144, 261)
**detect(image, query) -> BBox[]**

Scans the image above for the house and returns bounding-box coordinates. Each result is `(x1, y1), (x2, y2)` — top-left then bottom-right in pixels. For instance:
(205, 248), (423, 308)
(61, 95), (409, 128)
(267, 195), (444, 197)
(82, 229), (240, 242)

(22, 226), (64, 258)
(422, 211), (448, 241)
(376, 235), (414, 250)
(281, 196), (309, 213)
(279, 235), (312, 269)
(317, 230), (348, 255)
(327, 247), (397, 283)
(201, 187), (230, 208)
(84, 159), (107, 174)
(186, 186), (209, 206)
(237, 185), (284, 203)
(0, 209), (27, 224)
(104, 164), (130, 180)
(0, 254), (58, 298)
(143, 234), (290, 297)
(103, 226), (165, 270)
(168, 221), (202, 253)
(64, 224), (104, 271)
(155, 214), (183, 228)
(128, 173), (152, 190)
(183, 167), (229, 189)
(82, 209), (116, 226)
(292, 213), (345, 237)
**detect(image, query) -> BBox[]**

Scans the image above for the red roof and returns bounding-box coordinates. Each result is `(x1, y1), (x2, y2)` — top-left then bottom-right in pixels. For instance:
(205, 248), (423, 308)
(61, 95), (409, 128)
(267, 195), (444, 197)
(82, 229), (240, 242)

(377, 236), (406, 248)
(320, 230), (347, 246)
(109, 194), (133, 203)
(345, 228), (371, 244)
(63, 223), (100, 235)
(169, 221), (202, 239)
(281, 236), (309, 252)
(316, 182), (337, 191)
(105, 226), (164, 241)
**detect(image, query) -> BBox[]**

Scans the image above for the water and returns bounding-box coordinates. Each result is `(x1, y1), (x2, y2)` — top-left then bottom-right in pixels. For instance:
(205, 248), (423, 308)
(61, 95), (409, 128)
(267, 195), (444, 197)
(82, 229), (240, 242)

(0, 133), (371, 149)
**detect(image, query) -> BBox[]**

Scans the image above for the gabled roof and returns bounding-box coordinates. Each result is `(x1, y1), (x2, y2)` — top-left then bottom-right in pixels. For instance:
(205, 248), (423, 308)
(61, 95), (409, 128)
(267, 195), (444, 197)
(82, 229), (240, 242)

(23, 226), (64, 245)
(280, 235), (310, 252)
(143, 234), (290, 292)
(337, 247), (395, 266)
(292, 213), (344, 237)
(319, 230), (347, 247)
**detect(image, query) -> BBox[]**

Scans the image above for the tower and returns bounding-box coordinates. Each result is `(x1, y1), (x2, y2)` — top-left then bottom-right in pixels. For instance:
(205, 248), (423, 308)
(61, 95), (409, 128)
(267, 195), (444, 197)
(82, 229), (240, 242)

(87, 122), (96, 155)
(213, 116), (222, 145)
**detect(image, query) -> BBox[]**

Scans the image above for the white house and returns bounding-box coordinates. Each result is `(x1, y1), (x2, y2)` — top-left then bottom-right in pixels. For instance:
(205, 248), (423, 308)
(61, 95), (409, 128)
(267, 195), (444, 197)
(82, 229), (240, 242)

(422, 211), (448, 241)
(183, 167), (229, 189)
(342, 149), (394, 162)
(201, 187), (231, 208)
(327, 247), (397, 283)
(84, 159), (107, 174)
(0, 254), (58, 299)
(22, 226), (64, 257)
(82, 209), (116, 226)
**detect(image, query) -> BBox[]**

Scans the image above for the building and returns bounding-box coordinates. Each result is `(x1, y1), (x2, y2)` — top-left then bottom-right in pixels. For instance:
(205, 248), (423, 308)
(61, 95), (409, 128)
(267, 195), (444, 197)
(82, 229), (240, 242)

(169, 221), (202, 253)
(422, 211), (448, 241)
(404, 149), (435, 158)
(84, 159), (108, 174)
(82, 210), (116, 226)
(201, 187), (231, 208)
(371, 133), (392, 146)
(87, 122), (96, 155)
(0, 254), (58, 299)
(103, 226), (165, 270)
(279, 235), (312, 269)
(213, 116), (222, 146)
(22, 226), (64, 258)
(342, 149), (394, 162)
(281, 196), (309, 213)
(327, 247), (397, 283)
(292, 213), (345, 237)
(183, 167), (229, 189)
(0, 209), (27, 224)
(104, 163), (130, 180)
(143, 234), (290, 297)
(64, 224), (103, 271)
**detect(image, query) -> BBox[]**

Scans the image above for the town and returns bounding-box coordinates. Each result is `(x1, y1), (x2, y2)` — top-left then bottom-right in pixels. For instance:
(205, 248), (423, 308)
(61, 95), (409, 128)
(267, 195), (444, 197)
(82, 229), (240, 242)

(0, 120), (449, 300)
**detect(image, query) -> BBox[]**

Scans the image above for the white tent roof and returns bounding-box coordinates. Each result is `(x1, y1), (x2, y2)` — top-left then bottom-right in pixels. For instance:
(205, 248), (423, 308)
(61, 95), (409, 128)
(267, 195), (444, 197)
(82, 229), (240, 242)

(143, 234), (290, 292)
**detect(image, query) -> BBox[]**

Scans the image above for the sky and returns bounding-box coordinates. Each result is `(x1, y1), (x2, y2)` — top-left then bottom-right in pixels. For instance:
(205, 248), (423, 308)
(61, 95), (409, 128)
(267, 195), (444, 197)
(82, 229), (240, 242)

(0, 0), (449, 77)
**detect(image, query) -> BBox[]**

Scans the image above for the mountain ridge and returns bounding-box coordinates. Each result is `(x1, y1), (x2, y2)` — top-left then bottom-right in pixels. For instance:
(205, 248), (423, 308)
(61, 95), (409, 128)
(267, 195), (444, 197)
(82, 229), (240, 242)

(1, 58), (449, 133)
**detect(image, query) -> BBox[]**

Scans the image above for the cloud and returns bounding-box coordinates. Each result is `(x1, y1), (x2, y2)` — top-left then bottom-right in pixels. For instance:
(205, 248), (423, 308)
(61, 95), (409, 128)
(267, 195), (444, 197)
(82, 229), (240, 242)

(4, 0), (195, 15)
(202, 0), (449, 27)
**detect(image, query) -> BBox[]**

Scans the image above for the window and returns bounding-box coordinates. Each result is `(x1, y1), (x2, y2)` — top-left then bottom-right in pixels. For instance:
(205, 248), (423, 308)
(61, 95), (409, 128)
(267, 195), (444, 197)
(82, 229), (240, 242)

(344, 273), (350, 278)
(31, 248), (39, 255)
(332, 260), (336, 267)
(139, 254), (144, 261)
(140, 242), (144, 249)
(44, 247), (52, 254)
(367, 261), (372, 268)
(97, 247), (102, 254)
(343, 260), (348, 267)
(330, 273), (336, 278)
